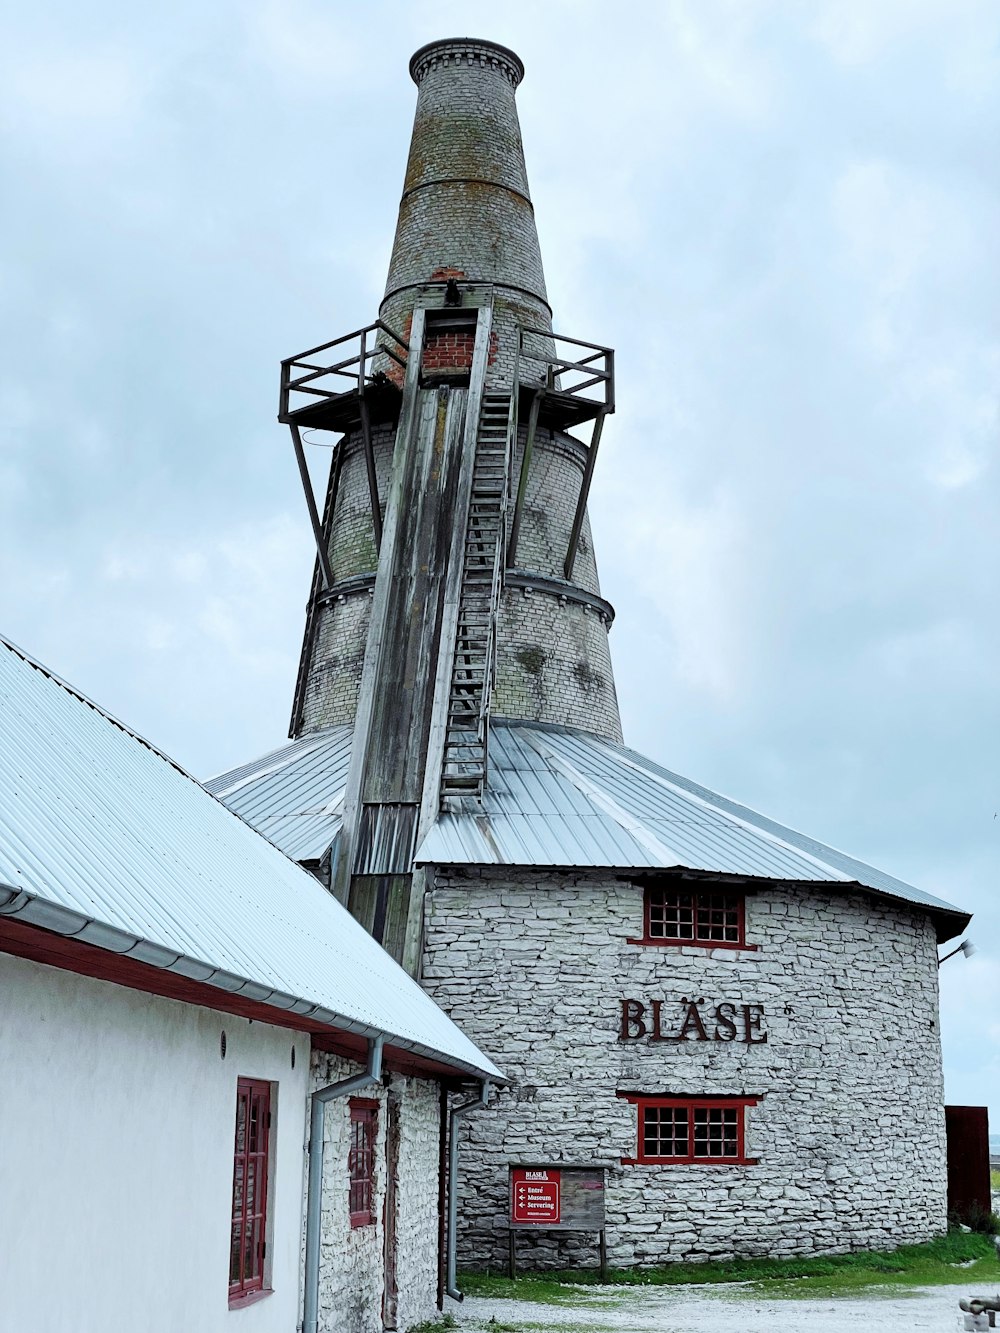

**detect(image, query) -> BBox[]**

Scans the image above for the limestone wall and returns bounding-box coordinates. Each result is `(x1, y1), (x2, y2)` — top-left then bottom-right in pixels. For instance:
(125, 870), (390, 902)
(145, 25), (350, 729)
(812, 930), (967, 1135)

(311, 1053), (441, 1331)
(422, 870), (947, 1268)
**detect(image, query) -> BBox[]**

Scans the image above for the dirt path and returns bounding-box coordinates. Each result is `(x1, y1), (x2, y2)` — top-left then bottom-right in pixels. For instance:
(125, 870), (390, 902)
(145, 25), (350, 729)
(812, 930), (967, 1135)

(448, 1281), (979, 1332)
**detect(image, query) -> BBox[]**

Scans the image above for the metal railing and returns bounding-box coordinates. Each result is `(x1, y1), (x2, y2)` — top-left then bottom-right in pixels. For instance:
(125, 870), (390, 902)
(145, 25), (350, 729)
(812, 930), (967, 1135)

(509, 325), (615, 579)
(279, 321), (409, 422)
(517, 326), (615, 414)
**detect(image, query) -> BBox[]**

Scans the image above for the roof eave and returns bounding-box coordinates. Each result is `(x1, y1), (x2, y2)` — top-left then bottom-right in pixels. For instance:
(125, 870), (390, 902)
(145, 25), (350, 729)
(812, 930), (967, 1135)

(416, 856), (971, 945)
(0, 883), (504, 1084)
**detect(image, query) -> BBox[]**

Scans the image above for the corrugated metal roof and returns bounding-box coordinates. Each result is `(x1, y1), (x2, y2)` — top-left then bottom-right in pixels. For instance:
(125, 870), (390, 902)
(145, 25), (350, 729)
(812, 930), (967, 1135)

(0, 637), (501, 1081)
(206, 729), (352, 863)
(209, 719), (967, 934)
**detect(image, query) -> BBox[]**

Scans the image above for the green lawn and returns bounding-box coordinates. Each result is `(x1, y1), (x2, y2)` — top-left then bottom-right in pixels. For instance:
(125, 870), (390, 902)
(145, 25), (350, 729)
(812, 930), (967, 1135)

(458, 1230), (998, 1303)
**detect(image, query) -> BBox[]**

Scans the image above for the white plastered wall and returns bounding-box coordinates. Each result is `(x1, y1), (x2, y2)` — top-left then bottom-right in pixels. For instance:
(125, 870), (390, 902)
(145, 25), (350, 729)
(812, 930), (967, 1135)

(0, 953), (310, 1333)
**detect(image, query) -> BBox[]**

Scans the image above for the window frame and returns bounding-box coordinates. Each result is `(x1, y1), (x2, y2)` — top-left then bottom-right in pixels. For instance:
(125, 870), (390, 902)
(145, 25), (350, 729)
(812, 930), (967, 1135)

(619, 1094), (760, 1166)
(628, 883), (756, 951)
(348, 1098), (379, 1228)
(229, 1078), (273, 1307)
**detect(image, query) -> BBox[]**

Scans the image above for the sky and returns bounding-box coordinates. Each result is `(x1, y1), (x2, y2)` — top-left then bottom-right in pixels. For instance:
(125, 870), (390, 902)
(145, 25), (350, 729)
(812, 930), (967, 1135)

(2, 1), (998, 1118)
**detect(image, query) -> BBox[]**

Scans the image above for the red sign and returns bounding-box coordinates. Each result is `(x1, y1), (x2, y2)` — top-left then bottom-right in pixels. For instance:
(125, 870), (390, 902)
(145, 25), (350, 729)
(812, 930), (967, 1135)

(511, 1168), (561, 1225)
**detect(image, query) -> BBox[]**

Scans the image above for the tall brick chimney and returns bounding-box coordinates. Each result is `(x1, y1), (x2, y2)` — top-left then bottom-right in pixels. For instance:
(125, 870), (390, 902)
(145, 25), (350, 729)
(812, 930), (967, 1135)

(290, 37), (621, 750)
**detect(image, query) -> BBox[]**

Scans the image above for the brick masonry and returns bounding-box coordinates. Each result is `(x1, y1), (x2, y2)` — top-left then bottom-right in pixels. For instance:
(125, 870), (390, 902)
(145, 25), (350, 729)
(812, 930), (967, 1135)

(421, 870), (947, 1268)
(310, 1051), (441, 1332)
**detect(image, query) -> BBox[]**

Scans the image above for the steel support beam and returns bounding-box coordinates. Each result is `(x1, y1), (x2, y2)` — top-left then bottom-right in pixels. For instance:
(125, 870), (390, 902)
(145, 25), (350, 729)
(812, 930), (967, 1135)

(564, 409), (606, 582)
(289, 423), (334, 590)
(506, 390), (541, 569)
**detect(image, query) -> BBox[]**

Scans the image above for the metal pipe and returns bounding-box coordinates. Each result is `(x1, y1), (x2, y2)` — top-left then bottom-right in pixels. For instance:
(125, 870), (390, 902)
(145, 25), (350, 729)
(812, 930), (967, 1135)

(303, 1035), (385, 1333)
(445, 1080), (490, 1302)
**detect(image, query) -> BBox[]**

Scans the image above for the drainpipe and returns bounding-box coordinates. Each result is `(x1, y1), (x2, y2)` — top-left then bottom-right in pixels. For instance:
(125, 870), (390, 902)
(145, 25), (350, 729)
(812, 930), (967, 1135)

(445, 1080), (491, 1302)
(303, 1035), (384, 1333)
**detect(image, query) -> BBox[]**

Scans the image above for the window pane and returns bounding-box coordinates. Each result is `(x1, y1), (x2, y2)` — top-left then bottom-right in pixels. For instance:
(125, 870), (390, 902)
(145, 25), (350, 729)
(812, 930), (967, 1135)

(642, 1105), (688, 1158)
(234, 1095), (247, 1155)
(647, 888), (743, 943)
(692, 1106), (738, 1158)
(695, 893), (740, 942)
(229, 1221), (242, 1285)
(349, 1106), (376, 1223)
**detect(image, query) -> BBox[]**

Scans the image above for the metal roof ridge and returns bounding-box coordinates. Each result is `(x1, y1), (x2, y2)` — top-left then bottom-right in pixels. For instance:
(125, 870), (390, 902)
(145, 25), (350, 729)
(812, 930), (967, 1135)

(501, 720), (878, 887)
(0, 634), (189, 778)
(0, 633), (305, 872)
(564, 728), (967, 917)
(208, 732), (338, 799)
(515, 727), (685, 866)
(593, 740), (858, 886)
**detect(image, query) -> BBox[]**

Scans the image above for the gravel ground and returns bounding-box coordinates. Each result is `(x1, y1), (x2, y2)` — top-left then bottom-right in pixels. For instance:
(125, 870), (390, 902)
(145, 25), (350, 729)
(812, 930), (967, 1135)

(446, 1282), (988, 1332)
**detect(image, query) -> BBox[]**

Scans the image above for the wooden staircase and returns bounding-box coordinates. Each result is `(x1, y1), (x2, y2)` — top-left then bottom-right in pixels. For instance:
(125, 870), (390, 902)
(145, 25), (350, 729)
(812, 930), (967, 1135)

(440, 391), (513, 800)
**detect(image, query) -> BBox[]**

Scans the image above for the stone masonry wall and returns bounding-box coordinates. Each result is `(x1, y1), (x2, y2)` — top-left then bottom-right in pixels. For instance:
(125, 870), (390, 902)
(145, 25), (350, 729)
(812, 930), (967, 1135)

(508, 429), (602, 593)
(493, 592), (622, 742)
(310, 1052), (441, 1332)
(422, 870), (947, 1269)
(298, 593), (371, 733)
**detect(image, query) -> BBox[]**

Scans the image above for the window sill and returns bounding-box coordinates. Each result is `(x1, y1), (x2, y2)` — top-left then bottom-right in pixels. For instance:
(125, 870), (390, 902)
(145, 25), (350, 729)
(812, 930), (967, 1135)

(620, 1156), (759, 1167)
(229, 1287), (273, 1311)
(626, 936), (758, 951)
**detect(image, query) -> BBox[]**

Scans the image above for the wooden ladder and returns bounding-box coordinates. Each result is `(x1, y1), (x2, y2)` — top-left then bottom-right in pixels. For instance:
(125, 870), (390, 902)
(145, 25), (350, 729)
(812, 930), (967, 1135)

(440, 390), (513, 800)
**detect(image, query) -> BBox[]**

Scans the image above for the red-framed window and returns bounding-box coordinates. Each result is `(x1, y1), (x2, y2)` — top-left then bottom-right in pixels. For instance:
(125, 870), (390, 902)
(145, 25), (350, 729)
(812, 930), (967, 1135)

(230, 1079), (272, 1304)
(349, 1098), (378, 1227)
(629, 885), (754, 950)
(619, 1095), (759, 1165)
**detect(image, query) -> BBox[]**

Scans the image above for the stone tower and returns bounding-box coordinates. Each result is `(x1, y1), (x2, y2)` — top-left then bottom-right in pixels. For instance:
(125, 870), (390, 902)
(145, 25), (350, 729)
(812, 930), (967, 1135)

(280, 39), (621, 969)
(211, 37), (969, 1274)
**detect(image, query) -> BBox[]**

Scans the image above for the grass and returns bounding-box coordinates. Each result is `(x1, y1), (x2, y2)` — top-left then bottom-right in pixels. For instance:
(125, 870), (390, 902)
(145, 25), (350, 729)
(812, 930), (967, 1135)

(991, 1169), (1000, 1191)
(406, 1316), (458, 1333)
(458, 1230), (999, 1304)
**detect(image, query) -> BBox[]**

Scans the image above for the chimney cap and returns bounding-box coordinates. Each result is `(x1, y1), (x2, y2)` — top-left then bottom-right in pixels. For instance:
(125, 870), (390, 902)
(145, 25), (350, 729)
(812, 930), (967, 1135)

(409, 38), (525, 89)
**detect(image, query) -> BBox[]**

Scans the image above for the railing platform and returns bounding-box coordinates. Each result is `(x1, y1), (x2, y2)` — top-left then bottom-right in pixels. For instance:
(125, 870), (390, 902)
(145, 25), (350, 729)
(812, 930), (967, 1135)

(278, 321), (409, 433)
(281, 380), (402, 433)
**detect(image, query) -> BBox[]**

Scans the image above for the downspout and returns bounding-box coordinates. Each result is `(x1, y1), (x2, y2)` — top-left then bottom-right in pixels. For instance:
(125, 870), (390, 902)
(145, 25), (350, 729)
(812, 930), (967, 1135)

(302, 1035), (384, 1333)
(445, 1079), (490, 1302)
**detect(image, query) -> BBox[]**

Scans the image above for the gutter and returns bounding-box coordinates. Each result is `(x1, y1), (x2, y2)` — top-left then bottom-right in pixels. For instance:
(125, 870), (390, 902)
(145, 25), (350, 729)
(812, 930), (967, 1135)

(0, 883), (500, 1083)
(445, 1079), (491, 1302)
(302, 1036), (384, 1333)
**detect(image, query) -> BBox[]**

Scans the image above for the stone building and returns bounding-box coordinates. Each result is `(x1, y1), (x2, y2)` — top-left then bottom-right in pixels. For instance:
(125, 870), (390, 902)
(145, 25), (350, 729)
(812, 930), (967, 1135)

(212, 37), (971, 1272)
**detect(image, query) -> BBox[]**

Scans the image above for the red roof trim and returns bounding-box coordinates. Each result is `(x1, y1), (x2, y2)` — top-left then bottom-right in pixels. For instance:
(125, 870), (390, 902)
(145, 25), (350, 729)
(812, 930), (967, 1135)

(0, 916), (465, 1083)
